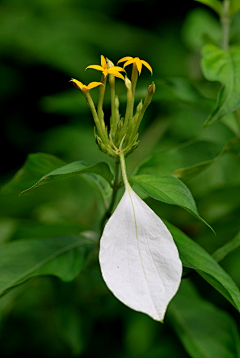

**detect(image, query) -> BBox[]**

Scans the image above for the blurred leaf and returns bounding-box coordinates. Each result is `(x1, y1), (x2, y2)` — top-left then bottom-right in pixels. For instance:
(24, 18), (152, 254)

(135, 140), (224, 180)
(195, 0), (222, 15)
(0, 235), (95, 297)
(213, 231), (240, 262)
(230, 0), (240, 16)
(169, 280), (240, 358)
(0, 0), (161, 76)
(12, 220), (84, 241)
(40, 90), (88, 116)
(21, 161), (113, 195)
(39, 124), (108, 164)
(56, 305), (84, 356)
(130, 175), (213, 231)
(201, 44), (240, 126)
(1, 153), (66, 194)
(166, 221), (240, 312)
(182, 8), (221, 51)
(155, 78), (214, 111)
(81, 173), (112, 210)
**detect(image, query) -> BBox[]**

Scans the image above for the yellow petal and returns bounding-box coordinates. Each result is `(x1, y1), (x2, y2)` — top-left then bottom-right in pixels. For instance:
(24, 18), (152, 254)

(102, 68), (108, 77)
(135, 58), (142, 74)
(87, 82), (104, 90)
(101, 55), (107, 69)
(141, 60), (153, 74)
(86, 65), (104, 71)
(117, 56), (133, 64)
(110, 66), (126, 72)
(108, 70), (125, 80)
(122, 58), (135, 68)
(70, 78), (84, 90)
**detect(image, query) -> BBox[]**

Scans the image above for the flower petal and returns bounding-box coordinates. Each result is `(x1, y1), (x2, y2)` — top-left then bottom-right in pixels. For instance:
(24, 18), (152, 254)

(117, 56), (133, 64)
(110, 66), (126, 72)
(87, 82), (103, 90)
(108, 69), (125, 80)
(70, 79), (84, 90)
(86, 65), (104, 71)
(135, 58), (142, 74)
(122, 58), (135, 68)
(101, 55), (107, 69)
(141, 60), (153, 74)
(99, 188), (182, 321)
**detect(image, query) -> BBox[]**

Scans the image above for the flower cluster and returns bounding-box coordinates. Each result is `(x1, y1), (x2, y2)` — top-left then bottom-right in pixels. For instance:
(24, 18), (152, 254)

(71, 56), (182, 322)
(71, 55), (154, 159)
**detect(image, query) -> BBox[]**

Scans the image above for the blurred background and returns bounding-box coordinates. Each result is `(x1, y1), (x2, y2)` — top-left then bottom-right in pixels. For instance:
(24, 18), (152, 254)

(1, 0), (240, 357)
(0, 0), (204, 177)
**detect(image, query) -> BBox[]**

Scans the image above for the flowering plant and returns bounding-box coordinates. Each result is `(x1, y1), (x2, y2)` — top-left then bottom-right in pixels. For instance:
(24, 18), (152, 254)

(2, 1), (240, 355)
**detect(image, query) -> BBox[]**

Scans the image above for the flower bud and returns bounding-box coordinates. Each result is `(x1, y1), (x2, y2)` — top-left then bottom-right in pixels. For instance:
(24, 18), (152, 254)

(148, 82), (156, 95)
(106, 58), (114, 68)
(125, 77), (132, 91)
(136, 100), (143, 113)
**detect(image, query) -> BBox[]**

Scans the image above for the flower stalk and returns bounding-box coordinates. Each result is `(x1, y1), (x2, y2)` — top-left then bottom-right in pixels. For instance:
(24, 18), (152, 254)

(221, 0), (230, 50)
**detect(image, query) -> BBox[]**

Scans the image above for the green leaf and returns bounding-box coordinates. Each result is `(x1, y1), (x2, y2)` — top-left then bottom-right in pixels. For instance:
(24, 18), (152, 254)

(182, 8), (221, 51)
(201, 44), (240, 126)
(195, 0), (222, 15)
(81, 173), (112, 210)
(21, 161), (113, 194)
(166, 221), (240, 312)
(0, 235), (95, 297)
(155, 78), (214, 112)
(213, 231), (240, 262)
(169, 280), (240, 358)
(130, 174), (213, 231)
(135, 140), (224, 180)
(230, 0), (240, 16)
(1, 153), (66, 194)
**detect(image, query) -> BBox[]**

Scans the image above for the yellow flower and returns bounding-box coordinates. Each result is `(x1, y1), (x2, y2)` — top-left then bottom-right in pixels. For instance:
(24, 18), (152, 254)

(118, 56), (153, 75)
(86, 55), (126, 80)
(70, 79), (103, 93)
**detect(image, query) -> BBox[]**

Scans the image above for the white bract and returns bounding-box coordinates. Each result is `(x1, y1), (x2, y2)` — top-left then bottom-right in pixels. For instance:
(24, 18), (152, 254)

(99, 181), (182, 321)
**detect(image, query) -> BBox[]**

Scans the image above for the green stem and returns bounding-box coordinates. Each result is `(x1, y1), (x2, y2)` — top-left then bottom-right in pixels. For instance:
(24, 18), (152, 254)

(109, 74), (117, 134)
(128, 83), (155, 143)
(221, 0), (230, 50)
(121, 85), (132, 139)
(129, 63), (138, 123)
(85, 91), (106, 142)
(119, 152), (130, 190)
(100, 161), (121, 233)
(97, 74), (107, 127)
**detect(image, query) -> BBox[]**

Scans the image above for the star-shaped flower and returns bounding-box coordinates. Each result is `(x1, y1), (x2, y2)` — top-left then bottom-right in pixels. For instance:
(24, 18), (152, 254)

(70, 79), (103, 93)
(86, 55), (126, 80)
(118, 56), (153, 75)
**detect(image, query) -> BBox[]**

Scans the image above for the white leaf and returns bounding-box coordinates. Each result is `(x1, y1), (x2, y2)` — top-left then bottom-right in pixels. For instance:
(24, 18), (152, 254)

(99, 187), (182, 321)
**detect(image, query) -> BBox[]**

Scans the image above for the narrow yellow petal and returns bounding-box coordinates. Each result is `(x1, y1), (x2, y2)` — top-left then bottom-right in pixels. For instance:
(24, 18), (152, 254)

(102, 68), (108, 77)
(101, 55), (107, 69)
(122, 58), (135, 68)
(117, 56), (133, 64)
(86, 65), (104, 72)
(70, 78), (84, 90)
(141, 60), (153, 74)
(108, 70), (125, 80)
(87, 82), (104, 90)
(136, 58), (142, 74)
(110, 66), (126, 72)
